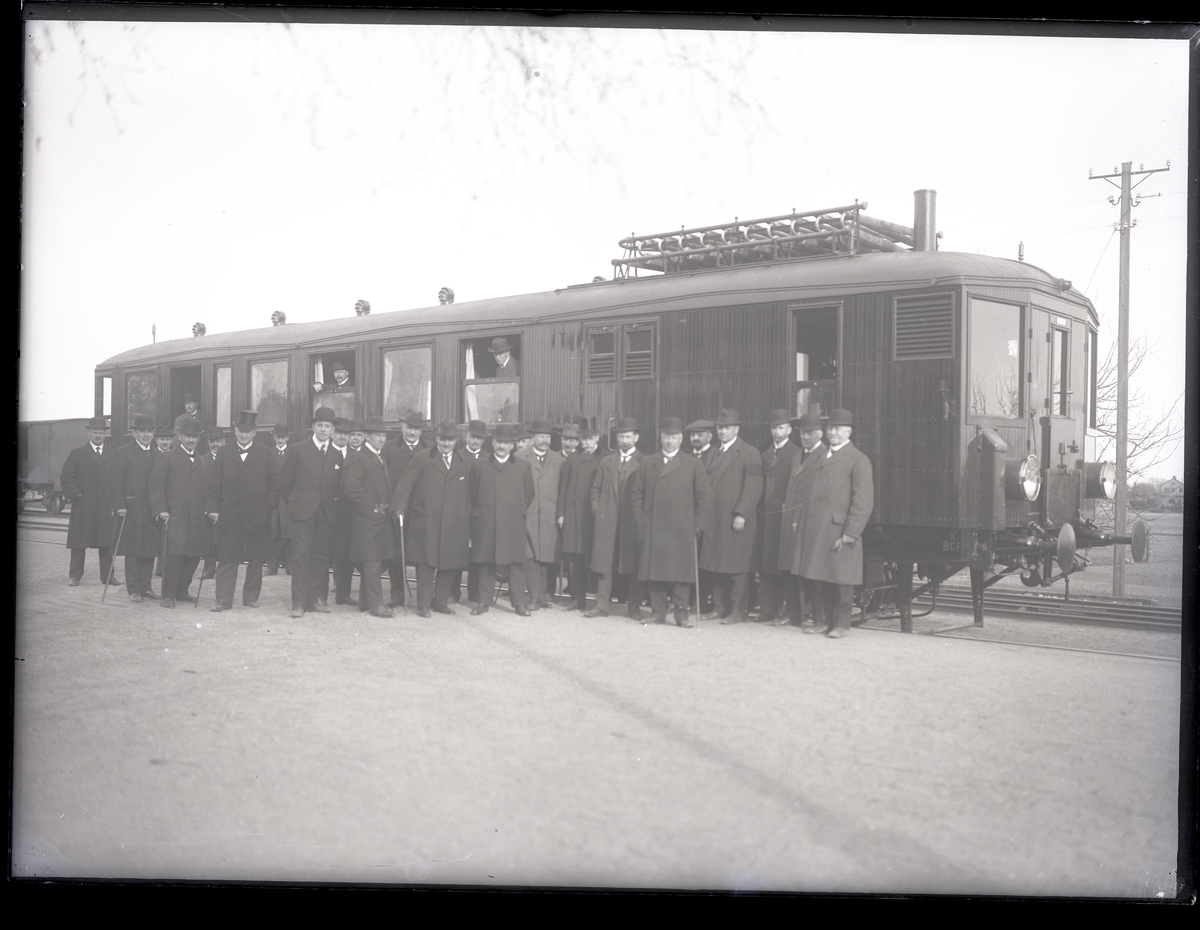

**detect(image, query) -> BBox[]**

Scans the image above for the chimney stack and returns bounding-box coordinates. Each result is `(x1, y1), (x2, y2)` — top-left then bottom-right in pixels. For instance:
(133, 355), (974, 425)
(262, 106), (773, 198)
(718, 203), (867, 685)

(913, 189), (937, 251)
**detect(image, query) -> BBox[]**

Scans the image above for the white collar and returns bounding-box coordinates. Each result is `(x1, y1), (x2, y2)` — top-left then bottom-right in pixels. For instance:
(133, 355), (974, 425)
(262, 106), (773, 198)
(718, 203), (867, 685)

(828, 440), (849, 454)
(136, 440), (151, 451)
(774, 439), (790, 450)
(663, 449), (679, 460)
(238, 444), (252, 452)
(312, 435), (327, 451)
(365, 442), (382, 455)
(493, 454), (510, 464)
(720, 438), (736, 452)
(91, 443), (104, 452)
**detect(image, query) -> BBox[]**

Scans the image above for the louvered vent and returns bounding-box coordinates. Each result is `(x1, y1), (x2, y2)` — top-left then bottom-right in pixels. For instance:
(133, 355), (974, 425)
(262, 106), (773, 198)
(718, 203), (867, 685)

(623, 328), (654, 379)
(894, 293), (954, 360)
(588, 354), (616, 379)
(624, 353), (653, 378)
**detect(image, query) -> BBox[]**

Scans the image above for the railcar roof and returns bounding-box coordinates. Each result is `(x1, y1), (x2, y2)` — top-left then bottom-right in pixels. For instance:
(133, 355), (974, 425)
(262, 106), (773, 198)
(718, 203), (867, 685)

(97, 251), (1092, 369)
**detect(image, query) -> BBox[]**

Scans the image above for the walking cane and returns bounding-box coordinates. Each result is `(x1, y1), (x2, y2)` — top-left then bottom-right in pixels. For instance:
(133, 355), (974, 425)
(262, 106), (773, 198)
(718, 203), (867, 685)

(693, 532), (702, 629)
(101, 511), (127, 603)
(395, 511), (414, 614)
(195, 515), (216, 608)
(157, 513), (169, 600)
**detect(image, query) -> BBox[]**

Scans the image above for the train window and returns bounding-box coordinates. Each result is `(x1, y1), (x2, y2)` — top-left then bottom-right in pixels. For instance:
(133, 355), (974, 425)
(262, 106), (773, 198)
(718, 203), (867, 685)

(125, 371), (158, 426)
(794, 306), (838, 417)
(382, 346), (432, 421)
(968, 299), (1022, 418)
(587, 330), (616, 380)
(1087, 329), (1098, 429)
(463, 335), (520, 423)
(250, 359), (289, 426)
(1051, 327), (1070, 416)
(215, 365), (232, 429)
(96, 376), (112, 418)
(311, 351), (356, 418)
(623, 327), (654, 379)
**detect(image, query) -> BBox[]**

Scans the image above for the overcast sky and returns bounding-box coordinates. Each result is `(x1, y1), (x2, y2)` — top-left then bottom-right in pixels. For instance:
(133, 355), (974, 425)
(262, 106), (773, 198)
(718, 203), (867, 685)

(19, 16), (1191, 477)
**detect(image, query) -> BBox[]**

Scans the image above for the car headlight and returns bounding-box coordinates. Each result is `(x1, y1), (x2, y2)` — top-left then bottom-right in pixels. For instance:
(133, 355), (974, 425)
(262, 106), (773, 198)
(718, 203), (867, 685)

(1006, 454), (1042, 502)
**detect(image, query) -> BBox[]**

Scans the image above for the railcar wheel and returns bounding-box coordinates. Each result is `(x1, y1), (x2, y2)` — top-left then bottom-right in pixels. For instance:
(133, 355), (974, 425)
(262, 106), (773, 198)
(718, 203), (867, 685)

(44, 493), (64, 515)
(1020, 568), (1042, 587)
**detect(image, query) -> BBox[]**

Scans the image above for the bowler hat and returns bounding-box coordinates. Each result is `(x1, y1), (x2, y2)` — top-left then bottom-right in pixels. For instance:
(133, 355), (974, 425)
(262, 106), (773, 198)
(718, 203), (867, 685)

(234, 410), (258, 431)
(827, 408), (854, 427)
(273, 423), (292, 436)
(152, 424), (172, 437)
(311, 406), (337, 425)
(400, 409), (425, 429)
(560, 424), (580, 439)
(333, 418), (350, 432)
(715, 408), (741, 427)
(435, 420), (460, 439)
(364, 416), (388, 433)
(529, 419), (553, 435)
(579, 425), (599, 438)
(177, 417), (202, 436)
(347, 419), (365, 433)
(132, 415), (156, 430)
(614, 417), (639, 433)
(793, 413), (823, 431)
(769, 409), (792, 427)
(659, 417), (684, 433)
(86, 416), (107, 430)
(183, 393), (199, 404)
(468, 419), (488, 438)
(686, 419), (714, 432)
(208, 430), (227, 443)
(488, 337), (513, 354)
(493, 423), (519, 442)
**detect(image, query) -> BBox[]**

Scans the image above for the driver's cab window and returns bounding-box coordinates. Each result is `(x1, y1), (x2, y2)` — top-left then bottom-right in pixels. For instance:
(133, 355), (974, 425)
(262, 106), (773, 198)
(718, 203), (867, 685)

(463, 334), (521, 423)
(311, 351), (356, 419)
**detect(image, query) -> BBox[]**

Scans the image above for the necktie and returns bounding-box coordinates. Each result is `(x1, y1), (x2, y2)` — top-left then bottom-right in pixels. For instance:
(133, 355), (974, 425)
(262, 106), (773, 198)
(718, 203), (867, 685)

(444, 455), (453, 470)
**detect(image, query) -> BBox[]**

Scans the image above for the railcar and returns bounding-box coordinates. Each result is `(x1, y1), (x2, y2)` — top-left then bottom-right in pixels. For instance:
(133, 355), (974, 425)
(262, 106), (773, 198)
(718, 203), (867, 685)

(18, 418), (94, 514)
(93, 190), (1144, 626)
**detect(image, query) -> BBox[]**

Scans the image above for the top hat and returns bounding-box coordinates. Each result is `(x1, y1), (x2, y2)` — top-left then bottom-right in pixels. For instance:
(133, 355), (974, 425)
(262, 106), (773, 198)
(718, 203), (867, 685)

(560, 424), (580, 439)
(177, 416), (202, 436)
(793, 412), (823, 431)
(400, 409), (425, 429)
(347, 419), (366, 433)
(468, 419), (488, 438)
(768, 409), (793, 427)
(488, 337), (513, 354)
(234, 410), (258, 431)
(827, 408), (854, 427)
(579, 425), (600, 438)
(85, 416), (108, 430)
(528, 419), (553, 435)
(182, 393), (199, 405)
(364, 416), (388, 433)
(311, 407), (338, 425)
(686, 419), (714, 432)
(659, 417), (684, 433)
(152, 424), (173, 437)
(273, 422), (292, 436)
(132, 415), (156, 431)
(715, 408), (741, 427)
(493, 423), (519, 442)
(613, 417), (639, 433)
(434, 420), (461, 440)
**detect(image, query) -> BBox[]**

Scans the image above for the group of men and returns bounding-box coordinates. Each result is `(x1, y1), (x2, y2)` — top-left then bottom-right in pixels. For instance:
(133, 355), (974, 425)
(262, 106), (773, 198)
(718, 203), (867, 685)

(61, 402), (874, 637)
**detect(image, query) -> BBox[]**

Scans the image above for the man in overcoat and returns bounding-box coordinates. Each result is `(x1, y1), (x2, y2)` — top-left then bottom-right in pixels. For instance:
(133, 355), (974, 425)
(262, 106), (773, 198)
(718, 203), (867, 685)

(343, 417), (398, 618)
(630, 417), (713, 627)
(468, 423), (535, 615)
(200, 430), (226, 580)
(451, 419), (489, 603)
(206, 410), (280, 612)
(107, 414), (161, 601)
(391, 420), (472, 617)
(792, 409), (874, 638)
(584, 418), (644, 620)
(61, 415), (117, 586)
(488, 336), (520, 377)
(149, 417), (213, 609)
(173, 393), (200, 441)
(279, 406), (341, 618)
(698, 408), (763, 625)
(382, 409), (428, 607)
(687, 418), (716, 613)
(557, 424), (601, 611)
(779, 413), (825, 628)
(328, 418), (358, 606)
(267, 423), (292, 576)
(517, 419), (563, 610)
(757, 409), (801, 626)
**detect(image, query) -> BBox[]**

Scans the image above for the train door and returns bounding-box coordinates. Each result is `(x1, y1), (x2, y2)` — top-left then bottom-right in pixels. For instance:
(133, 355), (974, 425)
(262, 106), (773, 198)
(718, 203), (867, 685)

(169, 366), (202, 427)
(792, 305), (839, 417)
(583, 321), (657, 453)
(1040, 311), (1079, 471)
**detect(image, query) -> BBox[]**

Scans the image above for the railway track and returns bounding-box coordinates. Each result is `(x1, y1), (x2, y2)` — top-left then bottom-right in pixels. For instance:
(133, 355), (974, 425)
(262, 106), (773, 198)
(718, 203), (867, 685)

(18, 514), (69, 534)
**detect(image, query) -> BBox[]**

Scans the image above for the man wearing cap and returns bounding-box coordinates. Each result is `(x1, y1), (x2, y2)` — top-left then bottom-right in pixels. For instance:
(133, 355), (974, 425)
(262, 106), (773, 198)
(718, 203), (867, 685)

(206, 410), (280, 612)
(327, 419), (359, 606)
(173, 394), (201, 441)
(382, 409), (428, 607)
(107, 415), (161, 601)
(343, 417), (398, 618)
(267, 423), (292, 576)
(780, 413), (827, 628)
(698, 409), (763, 625)
(452, 419), (489, 603)
(279, 407), (342, 618)
(488, 337), (519, 377)
(557, 424), (601, 611)
(390, 420), (472, 616)
(757, 409), (802, 626)
(149, 417), (213, 609)
(516, 419), (563, 610)
(792, 409), (874, 638)
(468, 423), (535, 615)
(630, 417), (714, 627)
(585, 418), (645, 620)
(61, 416), (117, 586)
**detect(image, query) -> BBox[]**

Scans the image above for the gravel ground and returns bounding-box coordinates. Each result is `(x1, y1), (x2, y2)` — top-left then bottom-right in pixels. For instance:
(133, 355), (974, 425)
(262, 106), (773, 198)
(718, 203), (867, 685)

(13, 530), (1182, 896)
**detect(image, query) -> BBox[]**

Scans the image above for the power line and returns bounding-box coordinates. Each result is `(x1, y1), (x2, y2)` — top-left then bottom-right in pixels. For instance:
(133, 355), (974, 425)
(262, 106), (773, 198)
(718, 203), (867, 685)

(1083, 227), (1117, 296)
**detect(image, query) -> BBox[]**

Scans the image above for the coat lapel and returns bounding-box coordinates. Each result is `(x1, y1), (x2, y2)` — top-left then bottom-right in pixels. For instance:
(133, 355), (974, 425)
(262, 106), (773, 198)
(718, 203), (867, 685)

(709, 441), (738, 484)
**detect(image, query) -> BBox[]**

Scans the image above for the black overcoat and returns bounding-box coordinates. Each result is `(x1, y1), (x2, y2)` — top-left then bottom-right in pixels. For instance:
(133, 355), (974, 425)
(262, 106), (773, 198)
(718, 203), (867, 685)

(588, 450), (643, 576)
(557, 451), (600, 556)
(149, 446), (214, 558)
(279, 437), (340, 525)
(382, 439), (427, 497)
(270, 444), (292, 541)
(207, 441), (280, 563)
(780, 443), (824, 574)
(757, 440), (801, 574)
(61, 441), (114, 549)
(106, 439), (160, 557)
(330, 445), (355, 560)
(631, 452), (713, 583)
(390, 447), (472, 569)
(791, 442), (874, 585)
(469, 456), (534, 566)
(343, 447), (397, 563)
(698, 437), (763, 574)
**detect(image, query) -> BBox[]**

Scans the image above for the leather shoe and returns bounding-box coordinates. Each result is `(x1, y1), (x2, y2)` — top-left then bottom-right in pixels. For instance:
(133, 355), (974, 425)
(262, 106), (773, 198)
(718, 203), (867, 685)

(826, 627), (849, 639)
(699, 611), (720, 621)
(535, 599), (552, 610)
(68, 578), (80, 586)
(129, 593), (144, 603)
(676, 615), (695, 628)
(142, 589), (160, 600)
(772, 616), (794, 627)
(210, 604), (229, 612)
(651, 614), (667, 625)
(582, 608), (608, 618)
(470, 604), (490, 616)
(244, 601), (258, 609)
(161, 598), (176, 609)
(177, 593), (195, 603)
(416, 608), (431, 618)
(514, 607), (531, 617)
(309, 601), (331, 614)
(802, 625), (830, 635)
(720, 615), (743, 625)
(432, 603), (453, 615)
(370, 607), (396, 619)
(528, 602), (542, 611)
(336, 596), (359, 607)
(290, 607), (305, 618)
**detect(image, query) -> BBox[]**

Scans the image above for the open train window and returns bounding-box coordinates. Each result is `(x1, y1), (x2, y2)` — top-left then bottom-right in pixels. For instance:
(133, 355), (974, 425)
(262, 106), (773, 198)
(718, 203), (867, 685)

(381, 344), (432, 422)
(1051, 326), (1070, 416)
(463, 334), (521, 423)
(968, 298), (1022, 419)
(250, 359), (288, 426)
(587, 328), (616, 380)
(793, 305), (838, 417)
(311, 351), (356, 418)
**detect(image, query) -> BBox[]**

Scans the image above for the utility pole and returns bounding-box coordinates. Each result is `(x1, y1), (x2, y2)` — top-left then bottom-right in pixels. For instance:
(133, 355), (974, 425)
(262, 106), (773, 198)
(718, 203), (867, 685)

(1089, 160), (1168, 596)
